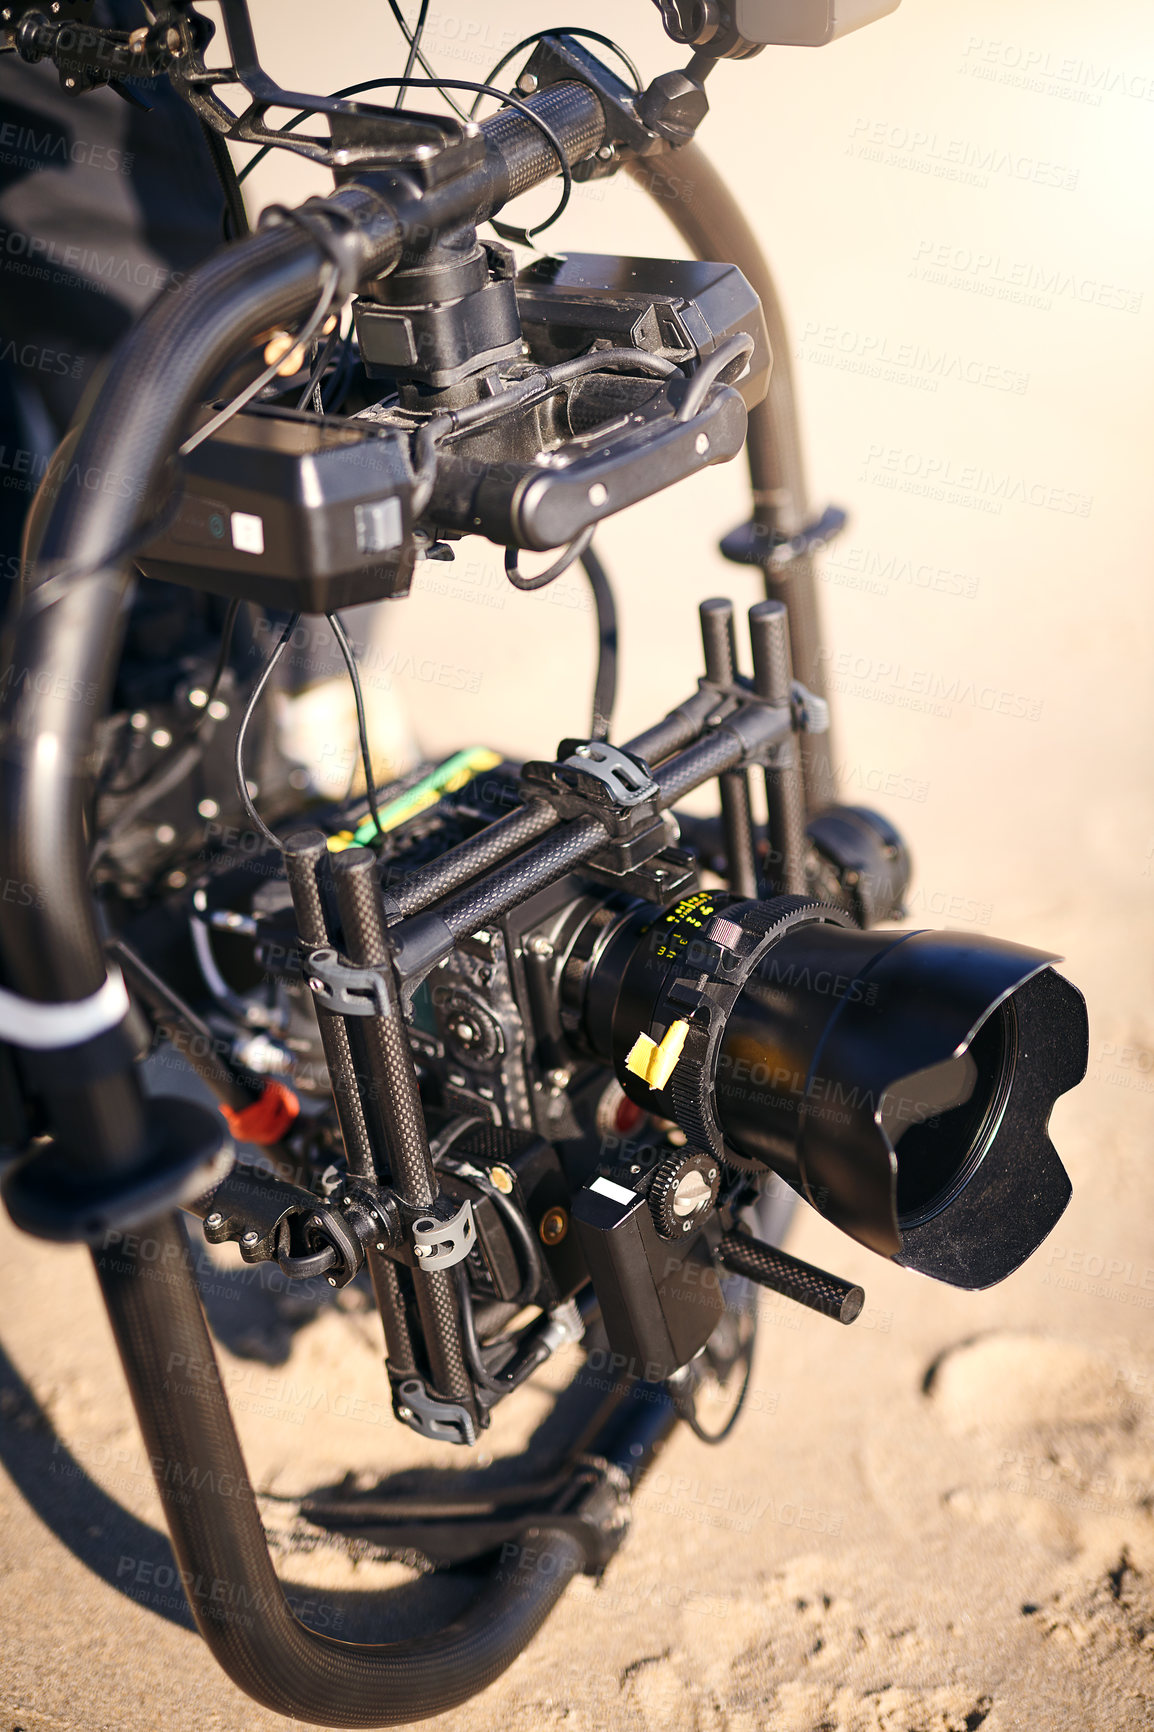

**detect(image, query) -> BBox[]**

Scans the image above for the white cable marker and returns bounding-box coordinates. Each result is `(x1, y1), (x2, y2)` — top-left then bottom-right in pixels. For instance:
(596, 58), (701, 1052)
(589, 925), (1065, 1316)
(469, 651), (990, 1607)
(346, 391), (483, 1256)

(0, 967), (130, 1050)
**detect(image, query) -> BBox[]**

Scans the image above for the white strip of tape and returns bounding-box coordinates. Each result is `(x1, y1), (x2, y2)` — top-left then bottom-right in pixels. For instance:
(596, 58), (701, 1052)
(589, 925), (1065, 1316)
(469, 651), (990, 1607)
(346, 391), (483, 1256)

(0, 967), (130, 1050)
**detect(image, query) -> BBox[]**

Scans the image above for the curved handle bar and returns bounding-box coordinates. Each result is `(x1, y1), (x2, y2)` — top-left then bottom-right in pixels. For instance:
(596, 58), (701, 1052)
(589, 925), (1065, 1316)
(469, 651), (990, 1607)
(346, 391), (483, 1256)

(96, 1212), (585, 1727)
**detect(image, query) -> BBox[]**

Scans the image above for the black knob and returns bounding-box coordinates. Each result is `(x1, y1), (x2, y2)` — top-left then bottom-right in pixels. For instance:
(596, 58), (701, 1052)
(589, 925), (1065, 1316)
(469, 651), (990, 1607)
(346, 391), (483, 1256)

(648, 1149), (720, 1239)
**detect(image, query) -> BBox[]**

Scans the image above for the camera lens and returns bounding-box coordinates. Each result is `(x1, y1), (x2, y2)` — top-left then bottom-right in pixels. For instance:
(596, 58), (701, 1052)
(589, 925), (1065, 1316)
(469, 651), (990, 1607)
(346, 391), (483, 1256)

(579, 892), (1087, 1289)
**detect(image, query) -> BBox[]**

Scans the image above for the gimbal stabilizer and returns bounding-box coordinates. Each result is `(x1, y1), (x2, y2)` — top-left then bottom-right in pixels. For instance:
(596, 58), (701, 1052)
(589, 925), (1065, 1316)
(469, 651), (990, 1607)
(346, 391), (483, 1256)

(0, 4), (1087, 1723)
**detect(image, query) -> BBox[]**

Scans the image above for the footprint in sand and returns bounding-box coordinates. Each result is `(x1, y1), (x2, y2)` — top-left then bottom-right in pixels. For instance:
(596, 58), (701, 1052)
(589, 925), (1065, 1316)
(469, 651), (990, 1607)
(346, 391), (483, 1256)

(920, 1331), (1154, 1556)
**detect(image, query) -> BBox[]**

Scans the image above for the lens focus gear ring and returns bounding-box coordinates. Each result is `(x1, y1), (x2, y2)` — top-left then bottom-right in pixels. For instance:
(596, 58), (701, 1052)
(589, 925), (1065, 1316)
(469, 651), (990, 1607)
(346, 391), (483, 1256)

(654, 896), (856, 1176)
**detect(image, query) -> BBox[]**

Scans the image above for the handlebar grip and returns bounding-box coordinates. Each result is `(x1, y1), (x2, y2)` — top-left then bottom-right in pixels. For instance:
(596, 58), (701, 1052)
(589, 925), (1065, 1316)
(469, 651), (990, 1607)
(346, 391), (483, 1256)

(481, 81), (605, 206)
(719, 1229), (865, 1324)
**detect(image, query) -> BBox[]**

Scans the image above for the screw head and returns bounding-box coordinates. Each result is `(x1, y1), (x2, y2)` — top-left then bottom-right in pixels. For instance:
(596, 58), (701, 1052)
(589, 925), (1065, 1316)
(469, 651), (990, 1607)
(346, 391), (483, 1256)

(489, 1165), (515, 1195)
(241, 1230), (259, 1246)
(327, 1276), (337, 1286)
(587, 482), (608, 507)
(596, 143), (614, 161)
(205, 1212), (222, 1229)
(516, 70), (539, 94)
(539, 1205), (568, 1247)
(375, 1242), (386, 1252)
(695, 433), (710, 456)
(397, 1405), (413, 1420)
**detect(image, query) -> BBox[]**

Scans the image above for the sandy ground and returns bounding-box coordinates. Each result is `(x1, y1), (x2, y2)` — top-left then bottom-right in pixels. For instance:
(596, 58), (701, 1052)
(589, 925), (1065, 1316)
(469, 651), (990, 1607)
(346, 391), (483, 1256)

(4, 1), (1154, 1728)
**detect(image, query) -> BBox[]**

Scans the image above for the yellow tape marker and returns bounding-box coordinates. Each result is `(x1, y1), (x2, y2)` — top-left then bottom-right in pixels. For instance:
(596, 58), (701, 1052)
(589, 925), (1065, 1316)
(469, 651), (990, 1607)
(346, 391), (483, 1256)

(625, 1032), (658, 1082)
(624, 1019), (690, 1091)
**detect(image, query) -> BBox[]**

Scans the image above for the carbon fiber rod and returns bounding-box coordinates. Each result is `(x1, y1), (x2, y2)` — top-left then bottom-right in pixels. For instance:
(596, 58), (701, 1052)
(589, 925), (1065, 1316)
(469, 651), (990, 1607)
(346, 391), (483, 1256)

(387, 713), (783, 981)
(624, 686), (717, 768)
(331, 849), (472, 1407)
(281, 832), (419, 1377)
(749, 601), (808, 896)
(282, 832), (377, 1179)
(719, 1229), (864, 1325)
(383, 798), (558, 919)
(699, 599), (758, 898)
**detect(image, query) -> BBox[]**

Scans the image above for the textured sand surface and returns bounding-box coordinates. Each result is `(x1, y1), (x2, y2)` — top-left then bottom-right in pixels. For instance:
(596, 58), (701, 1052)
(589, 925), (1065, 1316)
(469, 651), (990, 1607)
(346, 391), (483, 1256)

(3, 2), (1154, 1728)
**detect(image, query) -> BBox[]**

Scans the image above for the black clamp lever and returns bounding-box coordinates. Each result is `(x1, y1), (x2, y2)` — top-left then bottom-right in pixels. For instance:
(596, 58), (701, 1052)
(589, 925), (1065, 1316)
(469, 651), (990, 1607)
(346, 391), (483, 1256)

(338, 1180), (476, 1272)
(196, 1165), (364, 1288)
(521, 737), (676, 874)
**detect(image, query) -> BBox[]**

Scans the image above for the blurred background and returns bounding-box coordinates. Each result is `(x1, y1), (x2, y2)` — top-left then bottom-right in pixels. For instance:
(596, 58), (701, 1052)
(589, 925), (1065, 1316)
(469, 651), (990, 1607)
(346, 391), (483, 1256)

(3, 3), (1154, 1728)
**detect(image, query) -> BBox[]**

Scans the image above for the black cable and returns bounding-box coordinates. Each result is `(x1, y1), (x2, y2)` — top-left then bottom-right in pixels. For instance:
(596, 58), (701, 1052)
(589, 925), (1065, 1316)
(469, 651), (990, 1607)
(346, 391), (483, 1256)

(411, 345), (679, 515)
(295, 319), (343, 411)
(384, 0), (470, 119)
(438, 1157), (544, 1309)
(192, 597), (241, 732)
(180, 265), (339, 457)
(236, 77), (576, 245)
(481, 1186), (544, 1308)
(505, 524), (594, 593)
(325, 610), (384, 843)
(674, 1346), (753, 1444)
(234, 612), (300, 850)
(675, 331), (755, 424)
(669, 1295), (757, 1443)
(238, 68), (464, 185)
(454, 1267), (549, 1396)
(393, 0), (429, 109)
(579, 541), (618, 742)
(470, 28), (643, 116)
(198, 116), (251, 240)
(21, 473), (187, 618)
(322, 321), (358, 412)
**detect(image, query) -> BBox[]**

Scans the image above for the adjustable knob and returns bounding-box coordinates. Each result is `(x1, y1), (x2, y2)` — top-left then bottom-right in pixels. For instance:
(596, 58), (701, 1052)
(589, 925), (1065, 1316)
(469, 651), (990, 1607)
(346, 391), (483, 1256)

(648, 1150), (720, 1239)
